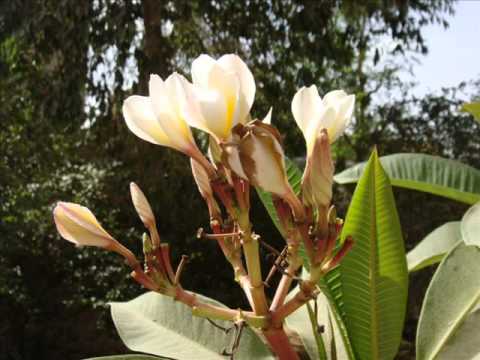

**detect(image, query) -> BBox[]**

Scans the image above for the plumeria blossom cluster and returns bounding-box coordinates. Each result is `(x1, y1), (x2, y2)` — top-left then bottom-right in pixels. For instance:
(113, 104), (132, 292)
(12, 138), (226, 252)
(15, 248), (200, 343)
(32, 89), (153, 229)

(53, 54), (355, 360)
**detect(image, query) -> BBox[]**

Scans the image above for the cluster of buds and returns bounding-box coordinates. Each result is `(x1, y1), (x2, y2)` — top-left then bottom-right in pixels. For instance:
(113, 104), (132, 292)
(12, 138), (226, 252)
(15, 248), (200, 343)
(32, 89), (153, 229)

(53, 185), (177, 295)
(53, 54), (356, 360)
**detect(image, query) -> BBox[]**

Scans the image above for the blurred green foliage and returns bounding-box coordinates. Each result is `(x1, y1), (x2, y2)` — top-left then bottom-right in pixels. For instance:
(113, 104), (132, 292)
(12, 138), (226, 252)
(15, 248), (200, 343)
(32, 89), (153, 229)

(2, 0), (479, 359)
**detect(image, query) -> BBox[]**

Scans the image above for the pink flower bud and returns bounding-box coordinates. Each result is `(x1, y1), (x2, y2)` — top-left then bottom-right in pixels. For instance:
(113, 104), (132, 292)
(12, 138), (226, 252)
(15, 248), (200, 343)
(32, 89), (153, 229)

(190, 158), (221, 218)
(53, 202), (115, 248)
(130, 183), (161, 248)
(53, 202), (137, 265)
(130, 182), (156, 228)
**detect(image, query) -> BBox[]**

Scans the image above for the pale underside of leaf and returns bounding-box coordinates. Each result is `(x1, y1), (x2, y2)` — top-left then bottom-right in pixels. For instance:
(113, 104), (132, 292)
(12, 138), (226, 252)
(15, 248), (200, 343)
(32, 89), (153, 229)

(110, 292), (274, 360)
(416, 243), (480, 360)
(407, 221), (461, 272)
(436, 303), (480, 360)
(461, 202), (480, 247)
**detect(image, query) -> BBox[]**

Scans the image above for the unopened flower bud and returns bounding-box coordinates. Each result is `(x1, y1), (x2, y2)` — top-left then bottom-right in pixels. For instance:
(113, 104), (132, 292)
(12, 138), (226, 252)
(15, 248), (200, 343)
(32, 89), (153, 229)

(130, 182), (161, 248)
(53, 202), (136, 265)
(301, 129), (334, 210)
(142, 232), (153, 255)
(322, 236), (354, 272)
(130, 182), (155, 227)
(207, 135), (222, 166)
(54, 202), (113, 248)
(190, 158), (221, 219)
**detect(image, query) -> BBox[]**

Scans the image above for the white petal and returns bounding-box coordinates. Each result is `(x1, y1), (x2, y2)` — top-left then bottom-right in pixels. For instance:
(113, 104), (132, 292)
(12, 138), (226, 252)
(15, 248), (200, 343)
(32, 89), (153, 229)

(191, 54), (216, 88)
(322, 90), (347, 106)
(263, 107), (273, 125)
(218, 54), (256, 111)
(321, 91), (355, 143)
(231, 91), (249, 127)
(176, 77), (211, 135)
(149, 74), (194, 150)
(330, 94), (355, 142)
(196, 89), (228, 139)
(123, 95), (173, 147)
(306, 107), (336, 154)
(208, 63), (240, 128)
(291, 85), (323, 136)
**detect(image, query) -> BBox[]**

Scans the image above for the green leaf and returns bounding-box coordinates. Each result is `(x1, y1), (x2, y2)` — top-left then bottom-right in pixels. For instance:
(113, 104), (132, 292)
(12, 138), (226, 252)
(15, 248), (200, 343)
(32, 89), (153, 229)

(334, 153), (480, 205)
(407, 222), (461, 272)
(256, 157), (302, 237)
(462, 101), (480, 122)
(331, 149), (408, 360)
(416, 243), (480, 360)
(110, 292), (274, 360)
(461, 202), (480, 247)
(84, 356), (163, 360)
(317, 275), (356, 360)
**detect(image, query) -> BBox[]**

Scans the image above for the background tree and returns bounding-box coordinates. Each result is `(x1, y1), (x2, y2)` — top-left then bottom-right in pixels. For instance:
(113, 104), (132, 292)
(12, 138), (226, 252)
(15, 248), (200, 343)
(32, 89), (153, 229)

(3, 1), (477, 359)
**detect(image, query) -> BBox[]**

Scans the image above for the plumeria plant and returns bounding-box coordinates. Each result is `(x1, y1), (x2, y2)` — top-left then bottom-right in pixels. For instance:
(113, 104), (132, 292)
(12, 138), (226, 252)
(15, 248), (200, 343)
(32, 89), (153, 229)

(54, 54), (357, 359)
(54, 54), (480, 360)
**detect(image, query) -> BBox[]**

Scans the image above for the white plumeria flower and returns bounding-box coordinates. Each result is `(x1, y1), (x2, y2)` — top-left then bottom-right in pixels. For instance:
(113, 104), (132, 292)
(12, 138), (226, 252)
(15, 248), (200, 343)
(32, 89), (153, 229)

(291, 86), (355, 154)
(123, 72), (215, 176)
(181, 54), (256, 141)
(123, 72), (196, 153)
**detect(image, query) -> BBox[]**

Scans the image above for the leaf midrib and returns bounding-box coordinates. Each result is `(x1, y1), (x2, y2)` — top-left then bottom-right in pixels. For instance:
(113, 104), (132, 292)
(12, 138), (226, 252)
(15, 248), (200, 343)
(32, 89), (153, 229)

(370, 157), (379, 360)
(429, 290), (480, 360)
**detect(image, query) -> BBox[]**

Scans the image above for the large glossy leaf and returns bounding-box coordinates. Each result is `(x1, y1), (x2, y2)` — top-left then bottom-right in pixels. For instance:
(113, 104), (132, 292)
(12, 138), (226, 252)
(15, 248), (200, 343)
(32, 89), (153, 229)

(407, 222), (461, 272)
(416, 243), (480, 360)
(331, 150), (408, 360)
(256, 157), (302, 238)
(334, 153), (480, 205)
(461, 202), (480, 247)
(85, 356), (162, 360)
(317, 271), (356, 360)
(110, 292), (274, 360)
(462, 101), (480, 122)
